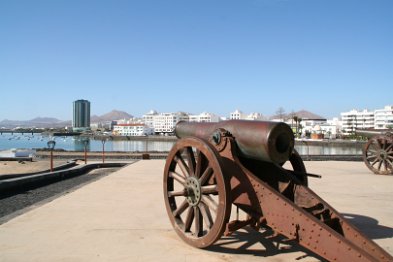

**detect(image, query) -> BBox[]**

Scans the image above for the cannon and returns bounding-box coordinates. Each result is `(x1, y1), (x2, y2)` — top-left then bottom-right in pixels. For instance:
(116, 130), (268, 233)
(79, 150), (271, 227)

(355, 129), (393, 175)
(163, 120), (392, 261)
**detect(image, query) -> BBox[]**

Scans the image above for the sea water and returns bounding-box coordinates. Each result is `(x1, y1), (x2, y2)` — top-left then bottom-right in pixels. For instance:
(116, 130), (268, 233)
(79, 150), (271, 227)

(0, 133), (175, 152)
(0, 133), (362, 155)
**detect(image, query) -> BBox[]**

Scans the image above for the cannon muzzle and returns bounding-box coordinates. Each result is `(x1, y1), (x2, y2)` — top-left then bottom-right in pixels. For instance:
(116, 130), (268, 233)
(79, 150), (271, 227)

(175, 120), (294, 164)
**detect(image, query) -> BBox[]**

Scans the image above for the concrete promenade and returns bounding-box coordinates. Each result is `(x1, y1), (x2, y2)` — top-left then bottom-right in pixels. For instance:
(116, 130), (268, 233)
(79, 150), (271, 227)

(0, 160), (392, 261)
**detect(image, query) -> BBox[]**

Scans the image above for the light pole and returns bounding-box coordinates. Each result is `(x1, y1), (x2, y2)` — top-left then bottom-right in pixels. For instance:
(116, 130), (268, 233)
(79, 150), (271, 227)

(47, 140), (56, 172)
(83, 138), (89, 164)
(101, 137), (107, 163)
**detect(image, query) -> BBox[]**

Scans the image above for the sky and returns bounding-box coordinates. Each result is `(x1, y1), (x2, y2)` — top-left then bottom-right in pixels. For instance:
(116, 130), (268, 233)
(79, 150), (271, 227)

(0, 0), (392, 121)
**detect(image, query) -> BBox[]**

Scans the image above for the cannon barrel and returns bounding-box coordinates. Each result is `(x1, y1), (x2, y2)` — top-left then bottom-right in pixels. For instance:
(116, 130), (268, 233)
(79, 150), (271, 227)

(175, 120), (294, 164)
(355, 129), (390, 138)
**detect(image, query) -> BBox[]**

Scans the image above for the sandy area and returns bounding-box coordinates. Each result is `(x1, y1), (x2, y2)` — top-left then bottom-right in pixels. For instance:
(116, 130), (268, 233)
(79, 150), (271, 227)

(0, 160), (69, 176)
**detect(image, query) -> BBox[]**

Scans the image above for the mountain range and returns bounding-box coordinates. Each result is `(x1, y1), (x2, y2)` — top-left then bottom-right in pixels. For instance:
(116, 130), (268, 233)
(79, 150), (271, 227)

(0, 117), (70, 129)
(269, 110), (326, 120)
(0, 109), (325, 128)
(91, 110), (133, 123)
(0, 110), (133, 128)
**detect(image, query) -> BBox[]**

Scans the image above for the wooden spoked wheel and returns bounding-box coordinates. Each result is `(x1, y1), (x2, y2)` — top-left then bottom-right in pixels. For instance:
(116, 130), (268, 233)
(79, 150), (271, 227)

(283, 149), (308, 186)
(163, 137), (231, 248)
(363, 135), (393, 175)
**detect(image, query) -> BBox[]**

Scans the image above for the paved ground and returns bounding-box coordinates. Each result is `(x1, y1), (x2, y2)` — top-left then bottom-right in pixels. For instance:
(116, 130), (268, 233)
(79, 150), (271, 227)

(0, 167), (122, 223)
(0, 160), (392, 261)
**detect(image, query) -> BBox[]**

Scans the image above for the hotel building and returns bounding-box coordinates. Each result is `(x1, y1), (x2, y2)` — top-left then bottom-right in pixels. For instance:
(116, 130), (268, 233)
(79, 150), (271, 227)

(374, 105), (393, 129)
(229, 110), (264, 120)
(142, 111), (189, 134)
(113, 124), (154, 136)
(189, 112), (220, 122)
(340, 105), (393, 135)
(72, 99), (91, 132)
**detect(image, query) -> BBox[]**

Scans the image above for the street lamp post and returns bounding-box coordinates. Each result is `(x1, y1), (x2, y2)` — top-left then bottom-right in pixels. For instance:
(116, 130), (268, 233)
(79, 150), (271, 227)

(101, 137), (107, 163)
(83, 138), (89, 164)
(47, 140), (56, 172)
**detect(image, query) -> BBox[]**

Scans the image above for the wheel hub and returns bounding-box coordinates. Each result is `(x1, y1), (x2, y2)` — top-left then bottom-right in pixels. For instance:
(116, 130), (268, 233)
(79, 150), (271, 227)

(185, 177), (201, 206)
(379, 150), (387, 160)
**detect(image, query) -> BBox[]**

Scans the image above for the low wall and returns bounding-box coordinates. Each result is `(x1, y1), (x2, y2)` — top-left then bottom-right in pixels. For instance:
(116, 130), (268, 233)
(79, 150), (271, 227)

(0, 162), (128, 195)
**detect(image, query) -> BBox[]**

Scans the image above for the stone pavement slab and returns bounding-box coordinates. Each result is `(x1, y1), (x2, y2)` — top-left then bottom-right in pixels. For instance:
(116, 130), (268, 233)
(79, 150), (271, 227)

(0, 160), (392, 261)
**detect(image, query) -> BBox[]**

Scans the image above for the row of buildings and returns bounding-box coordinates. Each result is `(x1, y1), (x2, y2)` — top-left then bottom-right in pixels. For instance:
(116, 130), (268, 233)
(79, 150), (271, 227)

(113, 111), (219, 136)
(72, 100), (393, 138)
(112, 106), (392, 138)
(341, 105), (393, 135)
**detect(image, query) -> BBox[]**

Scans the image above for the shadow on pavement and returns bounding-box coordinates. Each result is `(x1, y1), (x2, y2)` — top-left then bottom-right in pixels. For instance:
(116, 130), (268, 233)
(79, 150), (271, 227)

(342, 213), (393, 239)
(206, 214), (393, 260)
(207, 226), (327, 261)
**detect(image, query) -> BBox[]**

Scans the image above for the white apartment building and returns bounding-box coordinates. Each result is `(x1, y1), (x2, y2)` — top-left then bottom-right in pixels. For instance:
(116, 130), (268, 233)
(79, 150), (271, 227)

(90, 121), (114, 131)
(113, 124), (154, 136)
(142, 111), (189, 134)
(301, 119), (328, 134)
(246, 112), (264, 120)
(142, 110), (158, 129)
(374, 105), (393, 129)
(230, 110), (264, 120)
(340, 109), (374, 135)
(189, 112), (220, 122)
(319, 118), (340, 139)
(230, 110), (247, 120)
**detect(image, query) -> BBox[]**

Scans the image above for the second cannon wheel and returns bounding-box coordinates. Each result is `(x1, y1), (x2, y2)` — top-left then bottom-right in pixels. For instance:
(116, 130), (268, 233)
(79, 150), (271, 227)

(363, 135), (393, 175)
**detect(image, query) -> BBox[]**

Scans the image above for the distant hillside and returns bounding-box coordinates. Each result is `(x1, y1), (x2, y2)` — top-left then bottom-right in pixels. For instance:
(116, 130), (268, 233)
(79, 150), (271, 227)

(91, 110), (133, 122)
(0, 109), (133, 128)
(293, 110), (325, 120)
(0, 117), (70, 128)
(270, 110), (325, 120)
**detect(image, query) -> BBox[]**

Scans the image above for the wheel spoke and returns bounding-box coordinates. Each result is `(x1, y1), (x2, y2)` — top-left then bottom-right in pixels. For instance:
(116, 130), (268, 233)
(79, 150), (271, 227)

(169, 171), (186, 186)
(383, 139), (389, 150)
(377, 139), (384, 150)
(370, 158), (379, 166)
(201, 185), (218, 195)
(173, 199), (189, 217)
(185, 147), (196, 176)
(366, 155), (377, 160)
(199, 202), (214, 229)
(385, 143), (393, 152)
(201, 195), (218, 214)
(194, 206), (203, 237)
(386, 158), (393, 169)
(377, 160), (383, 171)
(195, 150), (203, 178)
(199, 166), (213, 185)
(368, 149), (378, 154)
(175, 153), (190, 177)
(184, 207), (194, 232)
(382, 160), (387, 172)
(168, 189), (187, 197)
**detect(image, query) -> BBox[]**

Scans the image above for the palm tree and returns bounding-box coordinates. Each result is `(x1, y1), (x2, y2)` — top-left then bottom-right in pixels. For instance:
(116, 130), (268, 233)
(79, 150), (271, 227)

(293, 115), (298, 136)
(298, 117), (303, 137)
(276, 107), (286, 121)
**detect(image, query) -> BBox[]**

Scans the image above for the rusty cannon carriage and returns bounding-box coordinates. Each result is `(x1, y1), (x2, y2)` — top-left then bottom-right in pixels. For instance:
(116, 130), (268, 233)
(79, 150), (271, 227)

(355, 129), (393, 175)
(163, 120), (392, 261)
